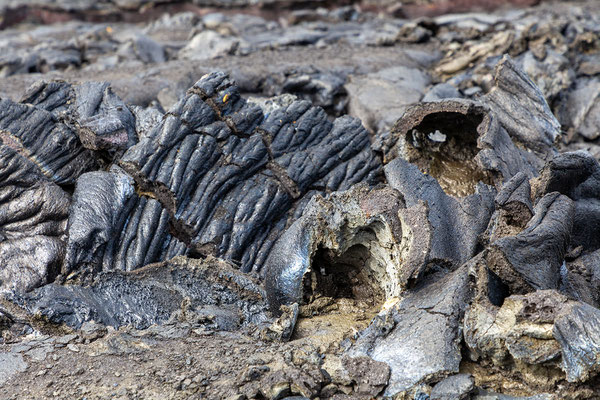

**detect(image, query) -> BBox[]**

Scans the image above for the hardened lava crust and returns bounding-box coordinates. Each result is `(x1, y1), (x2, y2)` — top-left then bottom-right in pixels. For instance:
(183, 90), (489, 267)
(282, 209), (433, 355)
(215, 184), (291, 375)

(1, 0), (600, 399)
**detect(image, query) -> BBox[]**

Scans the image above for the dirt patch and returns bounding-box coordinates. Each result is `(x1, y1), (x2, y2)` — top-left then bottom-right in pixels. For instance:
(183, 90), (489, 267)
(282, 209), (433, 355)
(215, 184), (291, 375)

(0, 318), (395, 399)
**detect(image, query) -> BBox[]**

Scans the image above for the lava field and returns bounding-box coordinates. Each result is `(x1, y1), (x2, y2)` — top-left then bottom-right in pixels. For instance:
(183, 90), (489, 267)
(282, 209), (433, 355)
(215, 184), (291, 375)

(0, 0), (600, 399)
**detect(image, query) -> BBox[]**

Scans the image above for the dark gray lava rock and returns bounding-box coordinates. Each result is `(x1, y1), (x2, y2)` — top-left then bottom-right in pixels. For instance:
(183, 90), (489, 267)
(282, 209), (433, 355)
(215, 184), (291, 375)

(531, 151), (600, 307)
(556, 77), (600, 141)
(482, 172), (534, 246)
(385, 157), (495, 268)
(487, 192), (574, 294)
(263, 67), (349, 116)
(0, 96), (97, 185)
(347, 266), (471, 397)
(63, 170), (137, 275)
(15, 256), (269, 330)
(430, 373), (475, 400)
(0, 145), (71, 294)
(421, 83), (462, 102)
(562, 248), (600, 308)
(533, 151), (600, 252)
(21, 80), (138, 153)
(553, 301), (600, 382)
(485, 55), (561, 157)
(65, 71), (380, 275)
(345, 66), (431, 134)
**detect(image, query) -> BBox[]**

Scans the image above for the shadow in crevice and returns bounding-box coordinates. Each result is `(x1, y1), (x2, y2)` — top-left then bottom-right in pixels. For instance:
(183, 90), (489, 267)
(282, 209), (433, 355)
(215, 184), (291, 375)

(291, 242), (387, 341)
(405, 111), (492, 197)
(304, 244), (385, 309)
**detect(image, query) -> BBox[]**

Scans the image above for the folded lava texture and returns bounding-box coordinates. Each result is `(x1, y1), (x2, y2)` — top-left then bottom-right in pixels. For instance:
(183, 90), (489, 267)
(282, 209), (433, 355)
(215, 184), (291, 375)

(61, 72), (381, 277)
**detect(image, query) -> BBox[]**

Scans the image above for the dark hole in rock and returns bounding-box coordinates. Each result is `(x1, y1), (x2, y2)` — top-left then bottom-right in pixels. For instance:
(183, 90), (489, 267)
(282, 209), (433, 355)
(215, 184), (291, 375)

(409, 261), (452, 290)
(306, 244), (385, 308)
(294, 242), (386, 341)
(487, 269), (510, 307)
(59, 182), (76, 195)
(404, 111), (493, 197)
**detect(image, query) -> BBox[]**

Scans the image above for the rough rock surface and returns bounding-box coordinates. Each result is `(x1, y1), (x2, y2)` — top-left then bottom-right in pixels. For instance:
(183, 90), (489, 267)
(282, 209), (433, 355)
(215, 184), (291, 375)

(14, 256), (270, 330)
(1, 0), (600, 399)
(0, 146), (71, 294)
(554, 302), (600, 383)
(430, 373), (475, 400)
(265, 184), (417, 316)
(385, 157), (495, 268)
(385, 98), (543, 191)
(347, 266), (471, 396)
(63, 72), (380, 276)
(487, 192), (574, 294)
(485, 55), (562, 157)
(0, 95), (98, 185)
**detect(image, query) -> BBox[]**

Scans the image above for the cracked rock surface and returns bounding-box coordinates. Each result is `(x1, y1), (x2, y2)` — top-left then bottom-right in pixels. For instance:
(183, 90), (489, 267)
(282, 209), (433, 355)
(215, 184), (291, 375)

(347, 266), (471, 396)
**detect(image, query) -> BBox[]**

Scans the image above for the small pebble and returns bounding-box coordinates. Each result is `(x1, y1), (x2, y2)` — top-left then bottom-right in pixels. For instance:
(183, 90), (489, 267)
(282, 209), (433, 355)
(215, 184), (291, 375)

(56, 334), (78, 345)
(67, 344), (79, 352)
